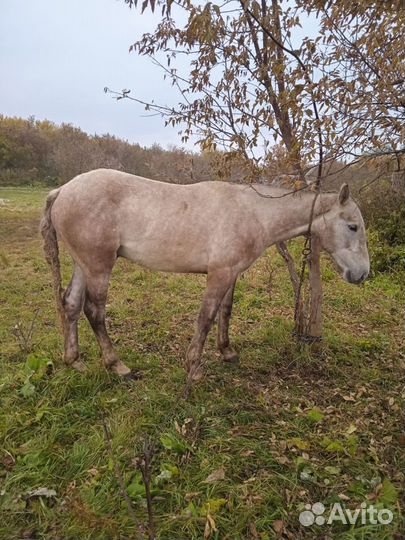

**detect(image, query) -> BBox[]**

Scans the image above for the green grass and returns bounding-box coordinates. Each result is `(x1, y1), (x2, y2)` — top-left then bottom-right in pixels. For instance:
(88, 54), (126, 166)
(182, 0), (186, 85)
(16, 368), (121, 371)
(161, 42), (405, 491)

(0, 187), (404, 540)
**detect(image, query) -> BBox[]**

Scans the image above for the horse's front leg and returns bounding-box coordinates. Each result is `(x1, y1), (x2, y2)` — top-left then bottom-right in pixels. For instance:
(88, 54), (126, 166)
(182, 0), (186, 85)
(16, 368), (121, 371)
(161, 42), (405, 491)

(217, 279), (239, 363)
(185, 269), (236, 386)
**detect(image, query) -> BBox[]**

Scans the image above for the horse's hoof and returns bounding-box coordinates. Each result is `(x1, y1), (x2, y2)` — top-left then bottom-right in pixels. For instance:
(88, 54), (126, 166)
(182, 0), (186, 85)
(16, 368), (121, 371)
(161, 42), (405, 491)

(222, 351), (239, 364)
(110, 360), (132, 377)
(69, 359), (87, 373)
(122, 369), (143, 381)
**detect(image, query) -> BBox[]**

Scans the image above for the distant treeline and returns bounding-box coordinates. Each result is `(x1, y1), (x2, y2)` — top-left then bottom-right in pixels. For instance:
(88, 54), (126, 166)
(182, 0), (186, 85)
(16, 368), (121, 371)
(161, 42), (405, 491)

(0, 115), (218, 187)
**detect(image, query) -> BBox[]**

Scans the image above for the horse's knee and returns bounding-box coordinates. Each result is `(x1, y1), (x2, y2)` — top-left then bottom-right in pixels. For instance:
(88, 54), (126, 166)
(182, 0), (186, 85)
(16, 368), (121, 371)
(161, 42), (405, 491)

(83, 298), (96, 323)
(63, 296), (82, 322)
(63, 265), (86, 321)
(221, 302), (233, 319)
(84, 293), (104, 323)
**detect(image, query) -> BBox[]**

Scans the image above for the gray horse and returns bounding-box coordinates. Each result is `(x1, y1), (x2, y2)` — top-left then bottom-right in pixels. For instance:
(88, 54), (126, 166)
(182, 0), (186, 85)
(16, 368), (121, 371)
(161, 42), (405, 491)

(40, 169), (369, 383)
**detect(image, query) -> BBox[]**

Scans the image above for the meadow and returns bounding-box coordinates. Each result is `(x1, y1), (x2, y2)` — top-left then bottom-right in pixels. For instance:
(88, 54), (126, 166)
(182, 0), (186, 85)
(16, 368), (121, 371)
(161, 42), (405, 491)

(0, 186), (403, 539)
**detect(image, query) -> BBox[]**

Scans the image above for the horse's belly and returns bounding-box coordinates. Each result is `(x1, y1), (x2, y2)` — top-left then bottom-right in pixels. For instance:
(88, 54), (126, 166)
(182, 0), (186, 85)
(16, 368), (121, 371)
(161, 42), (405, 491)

(118, 241), (208, 274)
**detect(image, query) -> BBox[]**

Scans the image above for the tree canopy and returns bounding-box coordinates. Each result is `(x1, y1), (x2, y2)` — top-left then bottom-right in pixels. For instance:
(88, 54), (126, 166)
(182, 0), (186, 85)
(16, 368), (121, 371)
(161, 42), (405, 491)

(116, 0), (404, 182)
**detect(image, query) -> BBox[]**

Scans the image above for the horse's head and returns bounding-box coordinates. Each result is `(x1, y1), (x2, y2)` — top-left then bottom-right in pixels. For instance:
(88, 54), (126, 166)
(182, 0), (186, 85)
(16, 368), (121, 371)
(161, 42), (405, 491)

(313, 184), (370, 284)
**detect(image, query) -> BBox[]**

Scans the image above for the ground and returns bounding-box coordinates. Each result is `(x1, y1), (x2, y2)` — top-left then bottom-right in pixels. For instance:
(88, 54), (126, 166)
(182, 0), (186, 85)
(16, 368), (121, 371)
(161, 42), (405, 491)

(0, 186), (403, 540)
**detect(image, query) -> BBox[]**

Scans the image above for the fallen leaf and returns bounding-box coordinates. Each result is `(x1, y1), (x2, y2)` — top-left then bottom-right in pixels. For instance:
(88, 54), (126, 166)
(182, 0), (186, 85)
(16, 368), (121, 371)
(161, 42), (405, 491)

(345, 424), (357, 435)
(273, 519), (285, 534)
(324, 465), (341, 475)
(288, 437), (310, 450)
(275, 455), (289, 465)
(1, 453), (15, 471)
(249, 521), (259, 539)
(26, 487), (57, 498)
(207, 514), (217, 532)
(204, 518), (211, 539)
(185, 491), (200, 501)
(202, 467), (225, 484)
(378, 478), (398, 506)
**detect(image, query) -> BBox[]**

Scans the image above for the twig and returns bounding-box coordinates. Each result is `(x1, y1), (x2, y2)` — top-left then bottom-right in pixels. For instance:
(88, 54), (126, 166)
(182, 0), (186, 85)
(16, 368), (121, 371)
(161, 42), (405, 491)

(101, 414), (146, 539)
(134, 437), (156, 540)
(11, 308), (40, 353)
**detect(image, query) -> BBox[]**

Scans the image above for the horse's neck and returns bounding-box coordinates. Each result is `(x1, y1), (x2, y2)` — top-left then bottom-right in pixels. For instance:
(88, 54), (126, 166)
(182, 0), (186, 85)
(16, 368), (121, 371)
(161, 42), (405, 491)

(257, 191), (336, 245)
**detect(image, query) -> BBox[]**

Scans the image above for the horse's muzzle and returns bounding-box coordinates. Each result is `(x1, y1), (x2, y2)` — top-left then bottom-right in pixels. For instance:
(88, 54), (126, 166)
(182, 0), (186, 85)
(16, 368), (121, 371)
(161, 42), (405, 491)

(345, 270), (368, 285)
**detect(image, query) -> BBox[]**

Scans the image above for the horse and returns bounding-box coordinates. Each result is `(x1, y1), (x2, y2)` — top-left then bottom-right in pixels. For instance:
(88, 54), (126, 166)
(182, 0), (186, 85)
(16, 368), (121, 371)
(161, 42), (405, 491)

(40, 169), (369, 384)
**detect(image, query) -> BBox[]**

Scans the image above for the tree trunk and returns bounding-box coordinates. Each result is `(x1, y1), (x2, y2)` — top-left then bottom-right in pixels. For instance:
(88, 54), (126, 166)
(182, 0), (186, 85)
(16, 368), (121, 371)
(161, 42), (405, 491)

(276, 238), (323, 344)
(307, 235), (323, 345)
(246, 0), (324, 344)
(276, 241), (307, 336)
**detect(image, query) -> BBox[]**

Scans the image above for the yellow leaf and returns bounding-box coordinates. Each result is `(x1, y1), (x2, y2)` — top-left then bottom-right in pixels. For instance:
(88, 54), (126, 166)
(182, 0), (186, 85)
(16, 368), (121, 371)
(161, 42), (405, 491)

(207, 514), (217, 532)
(345, 424), (357, 435)
(204, 518), (211, 539)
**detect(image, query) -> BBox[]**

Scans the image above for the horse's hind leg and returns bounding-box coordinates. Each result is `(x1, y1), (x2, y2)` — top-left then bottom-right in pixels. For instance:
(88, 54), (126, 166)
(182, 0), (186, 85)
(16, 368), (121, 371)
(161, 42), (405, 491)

(83, 271), (131, 377)
(217, 279), (239, 364)
(63, 263), (86, 372)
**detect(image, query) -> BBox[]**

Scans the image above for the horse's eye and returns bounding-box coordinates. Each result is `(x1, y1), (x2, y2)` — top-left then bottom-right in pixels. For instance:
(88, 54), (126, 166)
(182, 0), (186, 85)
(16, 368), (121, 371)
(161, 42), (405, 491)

(348, 224), (358, 232)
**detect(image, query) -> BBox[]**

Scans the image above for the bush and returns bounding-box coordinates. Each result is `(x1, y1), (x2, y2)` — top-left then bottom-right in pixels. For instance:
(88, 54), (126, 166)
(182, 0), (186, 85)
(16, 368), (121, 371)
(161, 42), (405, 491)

(357, 177), (405, 274)
(368, 229), (405, 275)
(374, 205), (405, 247)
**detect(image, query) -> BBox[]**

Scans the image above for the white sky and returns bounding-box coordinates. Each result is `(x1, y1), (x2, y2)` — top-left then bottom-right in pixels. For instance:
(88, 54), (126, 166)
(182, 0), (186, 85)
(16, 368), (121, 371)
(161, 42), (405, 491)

(0, 0), (192, 149)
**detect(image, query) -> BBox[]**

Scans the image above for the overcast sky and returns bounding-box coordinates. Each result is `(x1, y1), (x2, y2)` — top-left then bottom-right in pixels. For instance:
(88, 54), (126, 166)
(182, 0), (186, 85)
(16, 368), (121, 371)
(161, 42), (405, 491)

(0, 0), (190, 149)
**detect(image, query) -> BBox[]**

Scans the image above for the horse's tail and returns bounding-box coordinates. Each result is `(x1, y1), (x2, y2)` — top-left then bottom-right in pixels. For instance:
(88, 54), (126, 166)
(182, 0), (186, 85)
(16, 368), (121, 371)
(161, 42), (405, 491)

(40, 188), (64, 327)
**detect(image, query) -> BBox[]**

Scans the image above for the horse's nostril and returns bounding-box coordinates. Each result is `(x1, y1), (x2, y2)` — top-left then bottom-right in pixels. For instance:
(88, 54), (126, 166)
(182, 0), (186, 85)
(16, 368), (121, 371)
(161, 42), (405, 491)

(354, 271), (367, 284)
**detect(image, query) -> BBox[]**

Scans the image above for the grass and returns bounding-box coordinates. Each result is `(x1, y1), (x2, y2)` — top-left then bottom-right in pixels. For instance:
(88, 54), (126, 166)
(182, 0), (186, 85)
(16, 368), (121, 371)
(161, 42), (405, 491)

(0, 186), (404, 540)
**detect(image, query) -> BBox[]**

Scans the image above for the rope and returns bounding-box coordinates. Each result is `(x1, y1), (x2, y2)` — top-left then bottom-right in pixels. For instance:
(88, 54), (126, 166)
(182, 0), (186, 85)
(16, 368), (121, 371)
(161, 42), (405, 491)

(292, 330), (323, 344)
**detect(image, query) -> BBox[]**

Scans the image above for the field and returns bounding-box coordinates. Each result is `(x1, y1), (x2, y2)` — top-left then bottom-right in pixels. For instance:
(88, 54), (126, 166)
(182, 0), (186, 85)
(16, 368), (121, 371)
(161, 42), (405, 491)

(0, 186), (404, 540)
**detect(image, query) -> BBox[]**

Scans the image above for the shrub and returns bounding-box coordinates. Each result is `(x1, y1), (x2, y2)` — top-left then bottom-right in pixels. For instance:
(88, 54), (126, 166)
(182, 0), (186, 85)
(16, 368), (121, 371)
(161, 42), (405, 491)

(368, 229), (405, 275)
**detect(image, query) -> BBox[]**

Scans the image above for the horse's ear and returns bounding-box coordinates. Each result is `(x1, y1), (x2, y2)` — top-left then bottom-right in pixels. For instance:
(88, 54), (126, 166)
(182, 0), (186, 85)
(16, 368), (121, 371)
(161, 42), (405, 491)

(339, 183), (350, 205)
